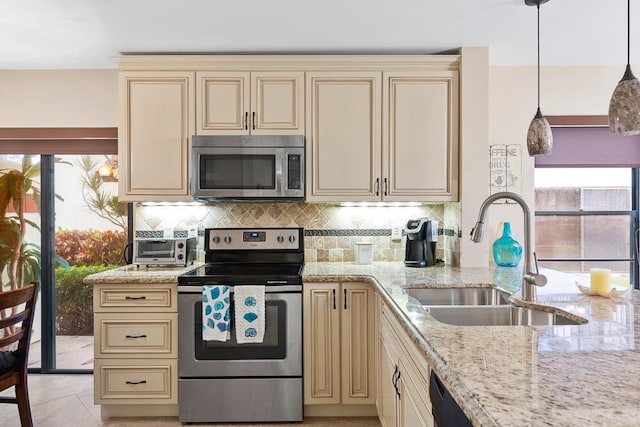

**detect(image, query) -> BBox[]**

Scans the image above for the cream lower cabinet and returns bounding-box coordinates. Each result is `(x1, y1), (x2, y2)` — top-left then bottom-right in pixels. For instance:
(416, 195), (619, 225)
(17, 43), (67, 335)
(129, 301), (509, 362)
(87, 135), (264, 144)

(118, 71), (194, 201)
(93, 283), (178, 415)
(196, 71), (304, 135)
(306, 70), (459, 202)
(303, 282), (375, 405)
(378, 300), (433, 427)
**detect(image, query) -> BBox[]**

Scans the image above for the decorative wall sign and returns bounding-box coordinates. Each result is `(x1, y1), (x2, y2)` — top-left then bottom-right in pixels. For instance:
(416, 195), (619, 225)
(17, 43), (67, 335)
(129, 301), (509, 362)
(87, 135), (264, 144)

(489, 144), (522, 202)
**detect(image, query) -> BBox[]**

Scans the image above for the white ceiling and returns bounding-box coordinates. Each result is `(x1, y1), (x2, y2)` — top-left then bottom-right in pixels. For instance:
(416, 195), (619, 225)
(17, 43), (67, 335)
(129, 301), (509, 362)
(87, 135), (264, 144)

(0, 0), (634, 69)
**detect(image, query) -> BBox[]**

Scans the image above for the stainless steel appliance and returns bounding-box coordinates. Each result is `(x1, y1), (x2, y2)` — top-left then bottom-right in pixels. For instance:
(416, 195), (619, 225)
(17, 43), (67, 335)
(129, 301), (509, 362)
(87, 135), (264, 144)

(404, 218), (438, 267)
(177, 227), (304, 423)
(191, 135), (305, 201)
(128, 237), (197, 266)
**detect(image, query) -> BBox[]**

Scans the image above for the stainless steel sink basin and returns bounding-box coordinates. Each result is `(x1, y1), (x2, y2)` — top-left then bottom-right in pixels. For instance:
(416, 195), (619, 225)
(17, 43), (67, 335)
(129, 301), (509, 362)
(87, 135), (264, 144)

(405, 287), (511, 306)
(424, 305), (585, 326)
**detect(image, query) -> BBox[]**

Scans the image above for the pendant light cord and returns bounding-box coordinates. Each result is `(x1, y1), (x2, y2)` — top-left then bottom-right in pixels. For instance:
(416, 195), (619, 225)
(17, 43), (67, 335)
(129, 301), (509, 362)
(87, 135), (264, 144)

(628, 0), (631, 66)
(537, 1), (541, 110)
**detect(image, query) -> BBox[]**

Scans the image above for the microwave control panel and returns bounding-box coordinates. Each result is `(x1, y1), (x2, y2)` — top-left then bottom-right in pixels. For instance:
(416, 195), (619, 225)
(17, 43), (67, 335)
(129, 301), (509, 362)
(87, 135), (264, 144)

(287, 154), (302, 190)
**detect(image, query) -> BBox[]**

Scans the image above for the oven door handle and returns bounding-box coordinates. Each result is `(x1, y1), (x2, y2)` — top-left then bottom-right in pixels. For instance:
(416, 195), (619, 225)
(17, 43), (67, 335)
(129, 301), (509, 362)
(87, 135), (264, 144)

(177, 284), (302, 293)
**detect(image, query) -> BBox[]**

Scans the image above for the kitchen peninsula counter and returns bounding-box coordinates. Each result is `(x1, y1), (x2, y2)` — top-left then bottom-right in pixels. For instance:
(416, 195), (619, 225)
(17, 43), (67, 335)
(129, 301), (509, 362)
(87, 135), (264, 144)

(303, 262), (640, 427)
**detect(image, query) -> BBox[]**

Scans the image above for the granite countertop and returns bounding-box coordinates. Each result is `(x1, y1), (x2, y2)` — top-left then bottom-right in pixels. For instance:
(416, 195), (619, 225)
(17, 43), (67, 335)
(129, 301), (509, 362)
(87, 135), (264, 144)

(85, 261), (639, 426)
(304, 262), (640, 427)
(83, 263), (202, 284)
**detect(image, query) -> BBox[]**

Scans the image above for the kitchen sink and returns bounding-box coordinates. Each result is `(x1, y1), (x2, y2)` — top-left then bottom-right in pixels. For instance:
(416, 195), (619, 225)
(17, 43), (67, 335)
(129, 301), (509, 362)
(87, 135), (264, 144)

(424, 305), (585, 326)
(405, 287), (511, 306)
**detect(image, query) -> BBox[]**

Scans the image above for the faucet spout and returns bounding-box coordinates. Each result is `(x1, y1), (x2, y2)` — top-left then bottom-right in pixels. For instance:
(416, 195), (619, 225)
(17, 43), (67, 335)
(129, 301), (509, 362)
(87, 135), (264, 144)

(471, 191), (546, 302)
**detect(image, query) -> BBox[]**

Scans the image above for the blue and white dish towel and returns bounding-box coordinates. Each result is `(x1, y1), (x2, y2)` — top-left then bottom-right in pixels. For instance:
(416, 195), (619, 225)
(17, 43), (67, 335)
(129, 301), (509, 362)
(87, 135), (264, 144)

(234, 285), (265, 344)
(202, 285), (230, 342)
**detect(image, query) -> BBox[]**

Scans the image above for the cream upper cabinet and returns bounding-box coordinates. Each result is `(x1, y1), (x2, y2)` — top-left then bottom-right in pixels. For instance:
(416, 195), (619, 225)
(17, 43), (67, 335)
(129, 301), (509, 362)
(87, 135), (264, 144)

(383, 71), (459, 202)
(306, 69), (459, 202)
(118, 71), (194, 201)
(303, 282), (375, 405)
(196, 71), (304, 135)
(305, 72), (382, 201)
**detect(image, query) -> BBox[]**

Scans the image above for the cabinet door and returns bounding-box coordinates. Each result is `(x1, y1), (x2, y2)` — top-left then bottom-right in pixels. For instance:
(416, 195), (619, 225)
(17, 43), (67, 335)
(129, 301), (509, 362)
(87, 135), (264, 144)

(378, 328), (399, 427)
(306, 72), (382, 201)
(303, 284), (341, 404)
(397, 359), (433, 427)
(341, 282), (375, 404)
(118, 72), (194, 201)
(251, 72), (304, 135)
(382, 71), (459, 202)
(196, 71), (250, 135)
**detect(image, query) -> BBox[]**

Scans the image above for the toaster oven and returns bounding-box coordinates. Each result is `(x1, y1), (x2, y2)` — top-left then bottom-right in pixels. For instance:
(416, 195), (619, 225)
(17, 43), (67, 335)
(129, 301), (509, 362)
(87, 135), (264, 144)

(132, 237), (197, 266)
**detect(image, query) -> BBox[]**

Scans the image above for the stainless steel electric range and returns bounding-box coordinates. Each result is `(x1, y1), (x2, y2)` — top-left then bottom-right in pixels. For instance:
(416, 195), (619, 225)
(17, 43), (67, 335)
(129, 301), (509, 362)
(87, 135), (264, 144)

(177, 227), (304, 423)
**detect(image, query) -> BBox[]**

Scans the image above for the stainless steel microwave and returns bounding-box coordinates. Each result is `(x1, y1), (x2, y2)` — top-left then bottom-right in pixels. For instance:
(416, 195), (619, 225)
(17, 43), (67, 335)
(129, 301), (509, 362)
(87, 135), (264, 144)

(132, 237), (197, 266)
(191, 135), (305, 201)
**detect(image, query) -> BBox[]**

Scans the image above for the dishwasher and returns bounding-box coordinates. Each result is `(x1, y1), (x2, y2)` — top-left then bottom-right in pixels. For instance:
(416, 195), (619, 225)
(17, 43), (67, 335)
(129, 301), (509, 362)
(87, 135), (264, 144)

(430, 371), (472, 427)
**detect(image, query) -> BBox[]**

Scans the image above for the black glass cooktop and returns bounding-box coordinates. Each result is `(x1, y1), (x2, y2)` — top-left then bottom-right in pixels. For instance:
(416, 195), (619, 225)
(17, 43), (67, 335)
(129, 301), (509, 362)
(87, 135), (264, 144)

(178, 263), (303, 285)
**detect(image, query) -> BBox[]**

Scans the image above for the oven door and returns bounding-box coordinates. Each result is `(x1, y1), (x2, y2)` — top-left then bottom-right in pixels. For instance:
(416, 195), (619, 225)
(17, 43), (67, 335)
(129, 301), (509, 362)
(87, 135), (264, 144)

(178, 285), (302, 378)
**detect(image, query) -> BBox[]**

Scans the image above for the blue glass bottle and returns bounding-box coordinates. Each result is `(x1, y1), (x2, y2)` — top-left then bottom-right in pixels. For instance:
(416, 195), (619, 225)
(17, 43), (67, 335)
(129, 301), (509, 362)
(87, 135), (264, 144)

(492, 222), (523, 267)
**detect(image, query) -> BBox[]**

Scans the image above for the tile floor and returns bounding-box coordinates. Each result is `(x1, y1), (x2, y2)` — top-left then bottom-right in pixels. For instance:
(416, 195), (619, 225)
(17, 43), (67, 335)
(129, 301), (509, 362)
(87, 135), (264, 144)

(0, 374), (381, 427)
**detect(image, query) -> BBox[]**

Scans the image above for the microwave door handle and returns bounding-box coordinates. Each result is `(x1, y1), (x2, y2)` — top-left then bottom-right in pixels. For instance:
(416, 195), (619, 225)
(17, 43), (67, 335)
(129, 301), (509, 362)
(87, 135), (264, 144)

(276, 151), (284, 194)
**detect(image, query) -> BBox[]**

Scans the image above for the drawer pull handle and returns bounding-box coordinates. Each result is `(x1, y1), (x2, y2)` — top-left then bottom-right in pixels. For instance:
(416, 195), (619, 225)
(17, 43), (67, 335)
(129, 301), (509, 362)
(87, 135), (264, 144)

(125, 380), (147, 385)
(125, 296), (146, 300)
(125, 334), (147, 339)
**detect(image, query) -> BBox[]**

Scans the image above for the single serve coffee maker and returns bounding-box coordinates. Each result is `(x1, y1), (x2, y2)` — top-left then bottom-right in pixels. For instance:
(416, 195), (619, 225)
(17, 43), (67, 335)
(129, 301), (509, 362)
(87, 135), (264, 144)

(404, 218), (438, 267)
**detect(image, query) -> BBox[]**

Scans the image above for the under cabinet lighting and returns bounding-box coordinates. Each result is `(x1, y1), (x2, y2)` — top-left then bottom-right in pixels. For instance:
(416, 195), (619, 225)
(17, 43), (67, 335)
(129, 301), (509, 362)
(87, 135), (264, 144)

(339, 202), (423, 207)
(140, 201), (204, 206)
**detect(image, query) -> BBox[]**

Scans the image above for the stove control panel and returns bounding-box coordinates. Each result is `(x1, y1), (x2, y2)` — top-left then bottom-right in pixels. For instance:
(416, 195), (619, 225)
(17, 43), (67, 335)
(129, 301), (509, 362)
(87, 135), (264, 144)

(207, 228), (302, 251)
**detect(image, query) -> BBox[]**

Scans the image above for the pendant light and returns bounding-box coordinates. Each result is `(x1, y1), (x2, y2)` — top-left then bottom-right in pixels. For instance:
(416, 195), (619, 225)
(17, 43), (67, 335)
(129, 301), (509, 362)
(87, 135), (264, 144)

(608, 0), (640, 136)
(526, 0), (553, 156)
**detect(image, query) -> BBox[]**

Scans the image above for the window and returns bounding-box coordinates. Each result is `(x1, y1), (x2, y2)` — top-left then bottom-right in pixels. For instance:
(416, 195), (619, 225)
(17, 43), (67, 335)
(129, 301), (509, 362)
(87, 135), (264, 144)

(534, 121), (639, 289)
(0, 128), (128, 373)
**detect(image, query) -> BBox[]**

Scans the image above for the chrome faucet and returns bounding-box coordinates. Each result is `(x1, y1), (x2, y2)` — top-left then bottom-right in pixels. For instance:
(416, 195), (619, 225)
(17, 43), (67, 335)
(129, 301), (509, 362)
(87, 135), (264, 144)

(470, 191), (547, 302)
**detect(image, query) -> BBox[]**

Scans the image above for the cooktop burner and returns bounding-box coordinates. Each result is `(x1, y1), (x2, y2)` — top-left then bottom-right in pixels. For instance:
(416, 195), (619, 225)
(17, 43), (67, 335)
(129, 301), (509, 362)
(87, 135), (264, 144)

(179, 263), (303, 285)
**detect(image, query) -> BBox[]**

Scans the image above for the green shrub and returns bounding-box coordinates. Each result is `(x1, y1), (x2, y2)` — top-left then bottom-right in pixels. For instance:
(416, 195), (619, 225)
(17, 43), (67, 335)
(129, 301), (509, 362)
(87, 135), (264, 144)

(55, 265), (118, 335)
(55, 229), (127, 266)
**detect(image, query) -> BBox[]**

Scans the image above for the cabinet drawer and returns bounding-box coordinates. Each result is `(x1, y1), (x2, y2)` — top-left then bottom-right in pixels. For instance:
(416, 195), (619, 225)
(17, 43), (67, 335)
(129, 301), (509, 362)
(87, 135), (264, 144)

(94, 359), (177, 404)
(94, 313), (177, 358)
(94, 284), (176, 312)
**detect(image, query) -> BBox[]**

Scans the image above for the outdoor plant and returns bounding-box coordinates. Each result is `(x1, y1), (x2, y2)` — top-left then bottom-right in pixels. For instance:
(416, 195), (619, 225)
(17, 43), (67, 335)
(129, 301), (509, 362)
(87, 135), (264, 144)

(76, 155), (127, 232)
(52, 156), (128, 335)
(54, 228), (127, 335)
(55, 265), (118, 335)
(55, 229), (127, 266)
(0, 157), (43, 291)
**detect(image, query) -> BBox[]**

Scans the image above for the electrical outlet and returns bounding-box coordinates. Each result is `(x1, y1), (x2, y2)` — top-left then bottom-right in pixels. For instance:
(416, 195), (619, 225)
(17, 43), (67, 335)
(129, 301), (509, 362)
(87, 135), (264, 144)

(391, 224), (403, 241)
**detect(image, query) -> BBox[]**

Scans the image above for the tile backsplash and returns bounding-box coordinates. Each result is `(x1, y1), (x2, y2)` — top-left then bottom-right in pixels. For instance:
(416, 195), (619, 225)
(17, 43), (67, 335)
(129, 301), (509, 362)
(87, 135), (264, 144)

(134, 202), (461, 265)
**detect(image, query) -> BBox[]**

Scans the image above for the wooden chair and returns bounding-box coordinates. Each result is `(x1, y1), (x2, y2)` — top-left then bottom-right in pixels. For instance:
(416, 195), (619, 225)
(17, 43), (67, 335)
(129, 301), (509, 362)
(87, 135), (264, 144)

(0, 282), (39, 427)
